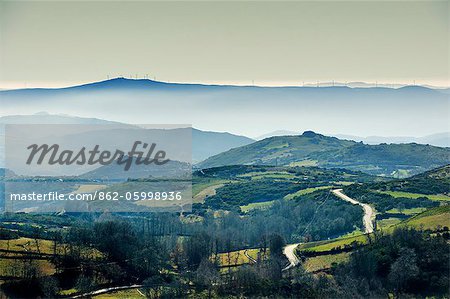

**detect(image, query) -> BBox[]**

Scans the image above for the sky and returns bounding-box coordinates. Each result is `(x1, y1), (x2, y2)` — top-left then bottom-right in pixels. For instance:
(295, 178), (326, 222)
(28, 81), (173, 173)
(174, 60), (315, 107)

(0, 0), (449, 89)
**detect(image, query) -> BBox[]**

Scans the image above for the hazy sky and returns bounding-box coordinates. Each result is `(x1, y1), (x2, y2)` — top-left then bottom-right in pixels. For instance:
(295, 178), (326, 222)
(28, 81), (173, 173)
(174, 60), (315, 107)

(0, 0), (449, 89)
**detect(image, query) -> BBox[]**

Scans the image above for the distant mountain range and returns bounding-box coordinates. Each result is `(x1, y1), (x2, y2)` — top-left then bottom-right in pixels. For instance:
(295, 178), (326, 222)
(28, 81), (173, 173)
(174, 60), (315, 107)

(0, 114), (254, 165)
(0, 112), (138, 127)
(197, 131), (450, 177)
(257, 131), (449, 147)
(334, 132), (449, 148)
(192, 129), (254, 162)
(301, 81), (449, 89)
(1, 78), (448, 139)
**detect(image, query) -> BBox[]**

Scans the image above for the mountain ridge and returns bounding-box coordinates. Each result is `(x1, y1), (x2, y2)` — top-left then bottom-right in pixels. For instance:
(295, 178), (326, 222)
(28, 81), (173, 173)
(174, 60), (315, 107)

(0, 114), (254, 164)
(1, 79), (447, 139)
(197, 131), (450, 177)
(1, 78), (445, 94)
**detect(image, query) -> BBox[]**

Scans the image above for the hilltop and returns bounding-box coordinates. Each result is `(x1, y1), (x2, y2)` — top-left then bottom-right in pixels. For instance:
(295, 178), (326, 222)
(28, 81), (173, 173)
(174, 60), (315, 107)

(197, 132), (450, 177)
(197, 131), (354, 166)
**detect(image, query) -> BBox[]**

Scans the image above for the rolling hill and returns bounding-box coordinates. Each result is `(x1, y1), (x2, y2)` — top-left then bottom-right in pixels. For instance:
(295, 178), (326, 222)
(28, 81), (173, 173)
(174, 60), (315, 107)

(192, 128), (254, 163)
(197, 131), (450, 177)
(0, 113), (254, 165)
(368, 164), (450, 195)
(334, 132), (450, 148)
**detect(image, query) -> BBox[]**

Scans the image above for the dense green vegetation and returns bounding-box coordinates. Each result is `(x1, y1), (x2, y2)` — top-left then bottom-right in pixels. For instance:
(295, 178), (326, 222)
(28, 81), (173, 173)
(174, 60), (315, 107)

(197, 132), (450, 177)
(369, 164), (450, 195)
(204, 179), (312, 210)
(1, 164), (449, 298)
(329, 228), (449, 297)
(342, 165), (449, 228)
(400, 205), (450, 230)
(197, 131), (355, 169)
(197, 190), (364, 249)
(195, 164), (378, 183)
(194, 165), (382, 212)
(343, 184), (439, 213)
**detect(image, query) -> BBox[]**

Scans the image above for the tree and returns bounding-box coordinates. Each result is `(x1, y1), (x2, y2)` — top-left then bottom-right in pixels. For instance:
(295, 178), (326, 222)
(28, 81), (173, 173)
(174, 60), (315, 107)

(39, 276), (59, 298)
(269, 234), (285, 258)
(184, 232), (212, 269)
(195, 258), (219, 298)
(75, 275), (94, 294)
(234, 265), (260, 296)
(388, 248), (419, 296)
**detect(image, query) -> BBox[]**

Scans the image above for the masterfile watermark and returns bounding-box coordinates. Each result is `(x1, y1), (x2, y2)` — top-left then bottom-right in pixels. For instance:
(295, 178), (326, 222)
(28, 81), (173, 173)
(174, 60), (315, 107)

(2, 124), (192, 213)
(26, 141), (169, 171)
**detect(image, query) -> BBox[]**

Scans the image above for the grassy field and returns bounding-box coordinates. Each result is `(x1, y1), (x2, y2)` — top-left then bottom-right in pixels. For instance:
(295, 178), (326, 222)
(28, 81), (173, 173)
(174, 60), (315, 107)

(298, 234), (368, 253)
(377, 217), (402, 229)
(193, 183), (225, 203)
(0, 237), (54, 254)
(283, 186), (332, 200)
(332, 181), (354, 186)
(93, 289), (144, 299)
(385, 207), (427, 215)
(216, 248), (266, 267)
(0, 259), (56, 277)
(336, 229), (365, 239)
(0, 237), (104, 259)
(59, 289), (78, 296)
(238, 171), (296, 180)
(303, 252), (350, 272)
(400, 206), (450, 230)
(240, 201), (275, 212)
(240, 185), (334, 212)
(192, 179), (230, 197)
(378, 191), (450, 201)
(72, 184), (106, 193)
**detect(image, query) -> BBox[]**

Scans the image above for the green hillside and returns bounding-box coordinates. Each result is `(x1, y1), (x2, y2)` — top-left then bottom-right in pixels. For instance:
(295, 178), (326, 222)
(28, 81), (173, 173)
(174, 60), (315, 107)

(400, 206), (450, 230)
(197, 131), (354, 168)
(193, 165), (380, 212)
(197, 132), (449, 177)
(369, 164), (450, 195)
(312, 143), (450, 177)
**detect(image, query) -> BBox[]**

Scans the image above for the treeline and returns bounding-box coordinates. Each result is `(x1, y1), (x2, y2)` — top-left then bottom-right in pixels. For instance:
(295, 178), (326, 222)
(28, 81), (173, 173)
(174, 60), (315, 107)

(329, 227), (449, 297)
(343, 184), (439, 213)
(1, 220), (169, 298)
(366, 164), (450, 195)
(170, 227), (450, 298)
(186, 227), (450, 298)
(191, 190), (363, 252)
(195, 165), (378, 183)
(2, 220), (449, 298)
(202, 179), (323, 210)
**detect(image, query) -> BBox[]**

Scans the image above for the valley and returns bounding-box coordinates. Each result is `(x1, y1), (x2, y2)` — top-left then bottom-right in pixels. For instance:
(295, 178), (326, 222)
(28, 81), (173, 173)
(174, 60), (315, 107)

(198, 131), (450, 177)
(0, 116), (449, 298)
(1, 163), (448, 298)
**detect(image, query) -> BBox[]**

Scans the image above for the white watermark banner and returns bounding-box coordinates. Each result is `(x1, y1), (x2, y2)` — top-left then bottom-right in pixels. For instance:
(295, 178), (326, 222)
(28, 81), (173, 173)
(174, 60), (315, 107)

(2, 124), (192, 213)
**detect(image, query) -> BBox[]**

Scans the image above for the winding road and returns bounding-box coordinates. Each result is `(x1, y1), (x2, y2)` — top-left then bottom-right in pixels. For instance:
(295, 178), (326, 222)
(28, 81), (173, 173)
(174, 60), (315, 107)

(282, 189), (375, 271)
(282, 243), (301, 271)
(244, 249), (257, 264)
(331, 189), (374, 234)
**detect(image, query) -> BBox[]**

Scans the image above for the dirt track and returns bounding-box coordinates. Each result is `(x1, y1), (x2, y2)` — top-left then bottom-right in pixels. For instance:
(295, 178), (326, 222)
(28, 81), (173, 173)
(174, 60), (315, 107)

(282, 189), (375, 271)
(332, 189), (374, 234)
